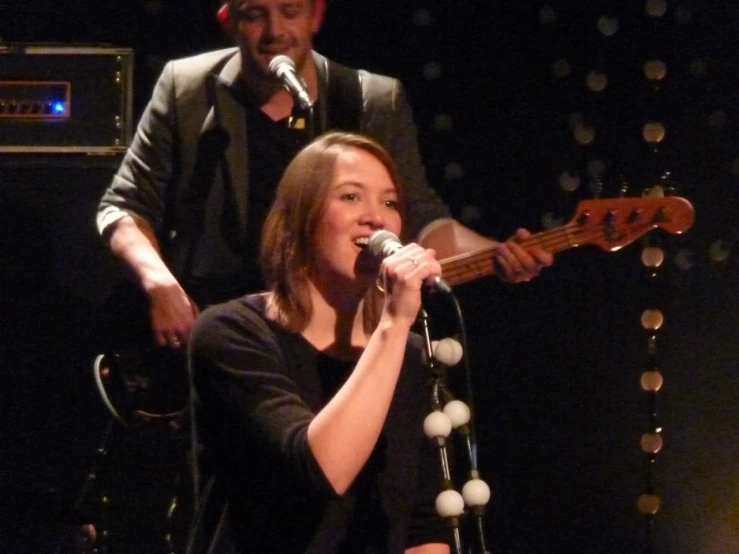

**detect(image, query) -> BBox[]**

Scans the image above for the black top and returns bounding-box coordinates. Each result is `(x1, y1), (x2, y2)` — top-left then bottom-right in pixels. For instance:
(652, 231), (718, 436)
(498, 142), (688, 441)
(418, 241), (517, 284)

(241, 104), (312, 293)
(188, 295), (450, 553)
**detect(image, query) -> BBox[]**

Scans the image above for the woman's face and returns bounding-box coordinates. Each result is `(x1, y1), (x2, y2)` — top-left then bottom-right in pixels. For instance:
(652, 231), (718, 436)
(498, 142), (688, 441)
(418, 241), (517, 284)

(311, 146), (402, 290)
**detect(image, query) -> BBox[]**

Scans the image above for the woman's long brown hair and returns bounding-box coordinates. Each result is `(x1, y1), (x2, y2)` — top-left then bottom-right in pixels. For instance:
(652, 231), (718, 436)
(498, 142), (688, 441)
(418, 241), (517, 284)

(260, 132), (407, 332)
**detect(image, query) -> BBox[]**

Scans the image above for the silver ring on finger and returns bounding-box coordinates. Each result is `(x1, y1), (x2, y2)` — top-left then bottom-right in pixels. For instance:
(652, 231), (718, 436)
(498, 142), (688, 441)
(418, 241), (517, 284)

(409, 257), (419, 267)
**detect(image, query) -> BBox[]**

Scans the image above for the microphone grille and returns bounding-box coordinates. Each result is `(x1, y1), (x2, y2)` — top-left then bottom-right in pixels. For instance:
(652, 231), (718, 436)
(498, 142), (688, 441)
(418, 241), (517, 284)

(268, 55), (295, 75)
(367, 230), (400, 259)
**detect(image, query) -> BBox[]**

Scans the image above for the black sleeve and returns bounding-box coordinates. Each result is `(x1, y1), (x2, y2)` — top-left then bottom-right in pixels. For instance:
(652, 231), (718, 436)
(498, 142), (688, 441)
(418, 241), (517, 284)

(360, 73), (452, 241)
(97, 61), (177, 236)
(387, 79), (452, 242)
(189, 300), (335, 497)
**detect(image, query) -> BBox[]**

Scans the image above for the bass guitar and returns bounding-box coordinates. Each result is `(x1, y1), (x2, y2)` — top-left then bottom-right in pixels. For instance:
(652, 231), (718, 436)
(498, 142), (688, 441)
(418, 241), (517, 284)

(93, 195), (695, 426)
(439, 196), (694, 286)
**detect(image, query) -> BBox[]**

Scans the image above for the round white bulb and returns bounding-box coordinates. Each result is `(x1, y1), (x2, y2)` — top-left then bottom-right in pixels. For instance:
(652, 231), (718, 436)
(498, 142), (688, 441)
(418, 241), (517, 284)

(443, 400), (471, 428)
(423, 411), (452, 439)
(597, 16), (619, 37)
(586, 71), (608, 92)
(675, 249), (695, 270)
(573, 124), (596, 145)
(645, 0), (667, 18)
(462, 478), (491, 506)
(460, 205), (482, 225)
(538, 6), (557, 25)
(558, 171), (581, 192)
(709, 240), (731, 263)
(551, 58), (571, 79)
(435, 489), (465, 517)
(434, 337), (463, 365)
(413, 8), (433, 27)
(541, 212), (564, 230)
(586, 159), (606, 178)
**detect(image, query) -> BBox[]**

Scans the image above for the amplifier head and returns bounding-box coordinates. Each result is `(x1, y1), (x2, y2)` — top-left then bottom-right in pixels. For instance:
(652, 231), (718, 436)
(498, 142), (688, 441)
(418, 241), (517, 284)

(0, 45), (134, 154)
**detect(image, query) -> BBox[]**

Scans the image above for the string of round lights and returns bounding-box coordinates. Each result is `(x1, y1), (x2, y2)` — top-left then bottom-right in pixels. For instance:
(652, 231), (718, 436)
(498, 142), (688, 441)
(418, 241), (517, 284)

(536, 1), (737, 551)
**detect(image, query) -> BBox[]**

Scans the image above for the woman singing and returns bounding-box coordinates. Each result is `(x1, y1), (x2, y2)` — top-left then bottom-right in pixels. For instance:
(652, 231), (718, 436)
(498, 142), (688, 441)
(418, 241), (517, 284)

(188, 132), (450, 553)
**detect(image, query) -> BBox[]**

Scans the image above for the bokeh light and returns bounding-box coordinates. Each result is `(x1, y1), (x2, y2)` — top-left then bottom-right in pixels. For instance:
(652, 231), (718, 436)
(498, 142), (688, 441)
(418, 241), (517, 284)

(675, 249), (696, 270)
(413, 8), (433, 27)
(460, 205), (482, 226)
(641, 246), (665, 268)
(642, 122), (666, 144)
(645, 0), (668, 18)
(586, 159), (606, 178)
(641, 370), (664, 392)
(707, 110), (728, 130)
(597, 16), (619, 37)
(644, 60), (668, 82)
(573, 124), (596, 145)
(586, 71), (608, 93)
(558, 171), (581, 192)
(541, 211), (564, 229)
(641, 309), (664, 331)
(638, 494), (662, 515)
(552, 58), (571, 79)
(709, 240), (731, 263)
(538, 5), (557, 25)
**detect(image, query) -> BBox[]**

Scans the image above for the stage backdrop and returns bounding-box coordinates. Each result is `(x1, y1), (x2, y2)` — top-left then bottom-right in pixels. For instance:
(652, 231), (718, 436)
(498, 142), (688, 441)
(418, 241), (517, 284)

(1, 1), (737, 553)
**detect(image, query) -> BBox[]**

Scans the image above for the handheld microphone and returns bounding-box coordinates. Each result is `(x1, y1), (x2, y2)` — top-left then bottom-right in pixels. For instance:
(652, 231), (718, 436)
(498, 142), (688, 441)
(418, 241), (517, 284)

(367, 230), (452, 294)
(268, 55), (315, 110)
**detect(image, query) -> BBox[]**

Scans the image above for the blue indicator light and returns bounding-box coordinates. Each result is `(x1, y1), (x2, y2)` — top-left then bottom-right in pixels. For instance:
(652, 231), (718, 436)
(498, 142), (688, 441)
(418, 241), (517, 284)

(54, 102), (65, 114)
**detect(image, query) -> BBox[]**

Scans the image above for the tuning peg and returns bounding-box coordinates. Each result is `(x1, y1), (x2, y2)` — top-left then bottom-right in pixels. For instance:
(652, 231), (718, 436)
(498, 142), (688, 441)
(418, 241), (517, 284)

(628, 208), (644, 223)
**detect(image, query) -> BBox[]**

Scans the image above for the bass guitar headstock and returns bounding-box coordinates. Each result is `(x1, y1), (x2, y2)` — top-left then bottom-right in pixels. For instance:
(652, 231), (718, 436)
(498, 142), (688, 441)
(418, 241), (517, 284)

(567, 196), (695, 252)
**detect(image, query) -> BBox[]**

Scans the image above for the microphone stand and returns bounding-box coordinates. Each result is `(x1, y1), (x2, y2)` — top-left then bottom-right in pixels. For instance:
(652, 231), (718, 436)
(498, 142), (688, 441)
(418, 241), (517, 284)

(418, 305), (492, 554)
(288, 103), (316, 141)
(307, 105), (316, 140)
(53, 418), (114, 554)
(418, 309), (464, 554)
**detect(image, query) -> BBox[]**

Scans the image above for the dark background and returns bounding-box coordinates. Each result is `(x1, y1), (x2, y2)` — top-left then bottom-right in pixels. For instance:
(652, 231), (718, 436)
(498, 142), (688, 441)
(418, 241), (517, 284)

(1, 1), (738, 553)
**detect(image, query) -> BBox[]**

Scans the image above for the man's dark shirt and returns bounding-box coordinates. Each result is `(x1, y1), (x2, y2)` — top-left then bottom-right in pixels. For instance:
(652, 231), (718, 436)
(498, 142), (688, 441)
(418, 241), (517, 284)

(241, 102), (313, 294)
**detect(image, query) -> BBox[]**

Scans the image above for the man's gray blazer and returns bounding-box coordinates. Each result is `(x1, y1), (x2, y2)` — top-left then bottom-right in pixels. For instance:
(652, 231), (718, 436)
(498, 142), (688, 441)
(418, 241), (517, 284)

(98, 48), (450, 302)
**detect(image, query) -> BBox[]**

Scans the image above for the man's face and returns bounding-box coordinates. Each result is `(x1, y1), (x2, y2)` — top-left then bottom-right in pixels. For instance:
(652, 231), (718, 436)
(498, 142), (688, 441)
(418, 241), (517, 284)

(229, 0), (322, 78)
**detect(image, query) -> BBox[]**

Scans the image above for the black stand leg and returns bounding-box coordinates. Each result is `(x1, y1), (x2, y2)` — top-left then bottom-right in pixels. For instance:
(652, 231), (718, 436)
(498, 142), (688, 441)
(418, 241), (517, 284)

(52, 418), (115, 554)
